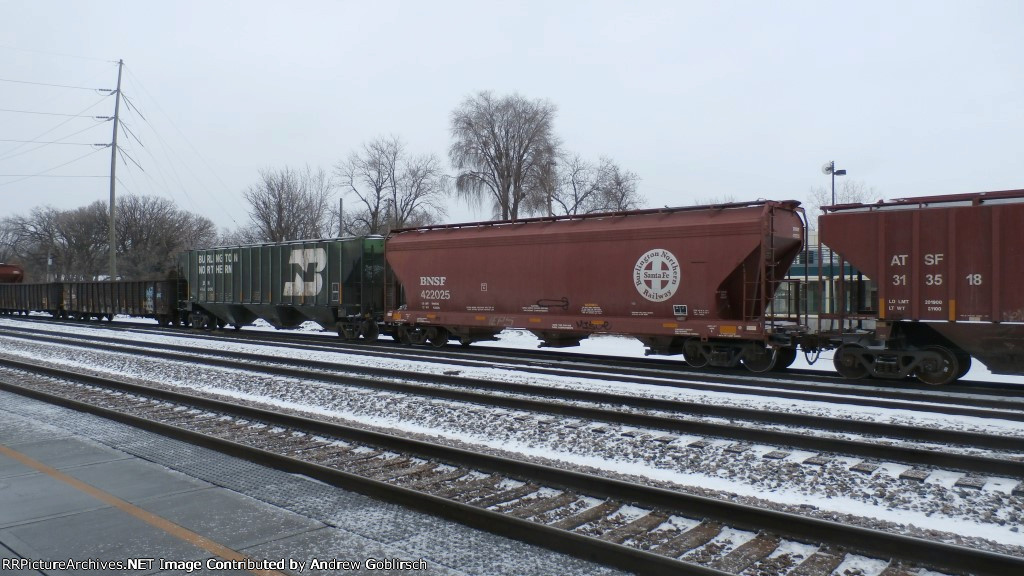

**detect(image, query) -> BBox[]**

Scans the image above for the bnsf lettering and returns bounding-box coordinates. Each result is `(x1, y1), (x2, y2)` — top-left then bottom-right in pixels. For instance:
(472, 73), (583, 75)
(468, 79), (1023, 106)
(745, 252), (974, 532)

(420, 276), (447, 286)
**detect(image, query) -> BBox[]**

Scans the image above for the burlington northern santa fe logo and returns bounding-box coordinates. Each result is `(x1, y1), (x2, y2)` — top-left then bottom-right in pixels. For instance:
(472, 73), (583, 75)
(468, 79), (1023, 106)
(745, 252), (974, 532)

(633, 249), (681, 302)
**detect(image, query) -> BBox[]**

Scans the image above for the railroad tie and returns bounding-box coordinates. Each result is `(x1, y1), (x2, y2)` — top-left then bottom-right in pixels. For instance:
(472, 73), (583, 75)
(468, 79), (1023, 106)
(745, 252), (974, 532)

(550, 500), (621, 531)
(786, 545), (845, 576)
(506, 492), (579, 519)
(377, 461), (436, 482)
(877, 560), (917, 576)
(650, 521), (723, 558)
(600, 512), (670, 544)
(709, 533), (781, 573)
(401, 468), (469, 490)
(433, 474), (504, 499)
(467, 482), (540, 509)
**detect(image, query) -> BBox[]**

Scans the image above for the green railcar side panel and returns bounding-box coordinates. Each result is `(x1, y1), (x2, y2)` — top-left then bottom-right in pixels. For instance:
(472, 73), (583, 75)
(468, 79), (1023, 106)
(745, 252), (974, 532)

(178, 237), (387, 328)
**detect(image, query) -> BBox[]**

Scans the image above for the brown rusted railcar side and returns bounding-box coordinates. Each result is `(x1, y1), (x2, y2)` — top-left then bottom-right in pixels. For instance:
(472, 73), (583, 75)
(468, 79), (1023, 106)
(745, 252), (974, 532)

(0, 283), (62, 315)
(387, 201), (805, 372)
(63, 280), (179, 324)
(820, 189), (1024, 381)
(0, 264), (24, 283)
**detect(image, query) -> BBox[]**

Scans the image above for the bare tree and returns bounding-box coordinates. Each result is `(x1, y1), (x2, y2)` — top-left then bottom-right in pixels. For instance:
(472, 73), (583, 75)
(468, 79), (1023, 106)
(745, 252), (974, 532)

(52, 202), (108, 280)
(806, 179), (878, 229)
(545, 153), (601, 216)
(336, 136), (400, 235)
(243, 166), (335, 242)
(337, 136), (449, 235)
(5, 203), (106, 281)
(392, 152), (449, 229)
(449, 91), (558, 220)
(0, 219), (19, 263)
(543, 154), (643, 216)
(693, 195), (738, 205)
(4, 197), (217, 281)
(594, 157), (642, 212)
(3, 208), (61, 281)
(116, 195), (217, 279)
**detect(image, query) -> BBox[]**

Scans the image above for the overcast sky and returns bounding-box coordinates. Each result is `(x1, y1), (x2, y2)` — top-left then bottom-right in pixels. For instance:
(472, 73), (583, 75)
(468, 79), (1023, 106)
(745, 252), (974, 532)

(2, 1), (1022, 231)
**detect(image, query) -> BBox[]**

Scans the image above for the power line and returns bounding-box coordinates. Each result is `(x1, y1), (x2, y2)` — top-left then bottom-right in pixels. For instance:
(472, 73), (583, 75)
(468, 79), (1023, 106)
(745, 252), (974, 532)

(0, 146), (108, 188)
(0, 139), (104, 146)
(0, 174), (106, 177)
(0, 45), (114, 63)
(0, 107), (108, 117)
(0, 95), (112, 162)
(124, 66), (243, 227)
(0, 118), (111, 164)
(0, 77), (113, 91)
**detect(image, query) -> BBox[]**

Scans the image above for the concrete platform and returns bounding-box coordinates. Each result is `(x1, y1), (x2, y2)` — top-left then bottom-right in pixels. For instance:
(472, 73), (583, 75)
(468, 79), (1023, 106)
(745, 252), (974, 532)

(0, 389), (627, 576)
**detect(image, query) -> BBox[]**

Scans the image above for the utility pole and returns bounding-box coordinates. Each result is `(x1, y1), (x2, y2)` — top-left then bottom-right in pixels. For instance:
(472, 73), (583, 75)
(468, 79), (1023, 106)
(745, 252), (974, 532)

(108, 59), (124, 280)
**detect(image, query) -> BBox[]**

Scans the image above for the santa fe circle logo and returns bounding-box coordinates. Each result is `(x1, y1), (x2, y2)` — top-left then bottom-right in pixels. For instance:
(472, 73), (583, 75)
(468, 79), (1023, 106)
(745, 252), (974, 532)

(633, 249), (681, 302)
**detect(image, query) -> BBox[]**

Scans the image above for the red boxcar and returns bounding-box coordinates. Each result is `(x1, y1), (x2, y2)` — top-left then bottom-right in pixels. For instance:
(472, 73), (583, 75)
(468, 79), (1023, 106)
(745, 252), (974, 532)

(819, 189), (1024, 383)
(387, 201), (805, 372)
(0, 263), (24, 283)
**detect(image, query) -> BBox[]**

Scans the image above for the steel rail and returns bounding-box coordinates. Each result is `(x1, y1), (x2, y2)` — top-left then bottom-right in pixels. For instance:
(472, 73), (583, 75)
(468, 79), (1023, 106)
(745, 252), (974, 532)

(1, 360), (1021, 576)
(3, 333), (1024, 479)
(6, 319), (1024, 409)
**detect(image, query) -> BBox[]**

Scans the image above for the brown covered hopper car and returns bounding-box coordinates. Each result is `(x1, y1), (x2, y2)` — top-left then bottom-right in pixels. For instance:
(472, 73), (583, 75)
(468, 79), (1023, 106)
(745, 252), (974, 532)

(0, 263), (24, 283)
(387, 201), (805, 372)
(820, 189), (1024, 384)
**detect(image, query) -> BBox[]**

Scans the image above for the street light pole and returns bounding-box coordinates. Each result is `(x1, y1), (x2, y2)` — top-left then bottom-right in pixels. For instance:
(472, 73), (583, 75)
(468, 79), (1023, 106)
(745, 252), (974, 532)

(821, 161), (848, 324)
(824, 160), (847, 205)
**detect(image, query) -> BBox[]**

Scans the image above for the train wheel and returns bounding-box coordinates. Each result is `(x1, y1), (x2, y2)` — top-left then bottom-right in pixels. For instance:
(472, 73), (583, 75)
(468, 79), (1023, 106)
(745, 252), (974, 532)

(741, 345), (777, 373)
(426, 327), (448, 348)
(833, 344), (869, 379)
(360, 319), (379, 343)
(396, 326), (413, 346)
(682, 338), (708, 368)
(915, 346), (959, 386)
(956, 353), (972, 379)
(772, 347), (798, 371)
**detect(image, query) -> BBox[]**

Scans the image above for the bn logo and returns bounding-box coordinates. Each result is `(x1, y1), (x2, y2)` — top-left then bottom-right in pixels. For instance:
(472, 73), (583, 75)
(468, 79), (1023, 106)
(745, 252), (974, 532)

(283, 248), (326, 297)
(633, 249), (681, 302)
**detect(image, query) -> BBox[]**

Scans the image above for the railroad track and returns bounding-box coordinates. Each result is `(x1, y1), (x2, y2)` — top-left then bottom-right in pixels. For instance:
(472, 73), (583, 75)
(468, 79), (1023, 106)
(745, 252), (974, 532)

(3, 327), (1024, 484)
(5, 319), (1024, 417)
(1, 359), (1021, 576)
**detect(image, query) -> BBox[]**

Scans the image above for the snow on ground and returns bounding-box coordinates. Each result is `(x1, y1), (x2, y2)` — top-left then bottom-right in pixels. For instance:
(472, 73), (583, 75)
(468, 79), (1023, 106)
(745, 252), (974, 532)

(1, 317), (1022, 553)
(5, 318), (1021, 440)
(476, 327), (1024, 387)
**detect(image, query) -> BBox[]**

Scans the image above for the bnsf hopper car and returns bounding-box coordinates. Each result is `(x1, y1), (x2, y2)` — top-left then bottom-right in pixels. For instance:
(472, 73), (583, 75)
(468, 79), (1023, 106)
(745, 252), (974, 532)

(177, 237), (387, 338)
(387, 201), (805, 373)
(818, 189), (1024, 385)
(0, 263), (24, 283)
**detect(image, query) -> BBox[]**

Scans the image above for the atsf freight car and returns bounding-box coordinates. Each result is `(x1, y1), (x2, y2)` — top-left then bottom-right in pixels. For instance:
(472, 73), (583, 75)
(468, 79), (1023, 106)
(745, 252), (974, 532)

(816, 189), (1024, 385)
(0, 263), (24, 283)
(0, 280), (178, 324)
(177, 237), (388, 339)
(387, 201), (805, 372)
